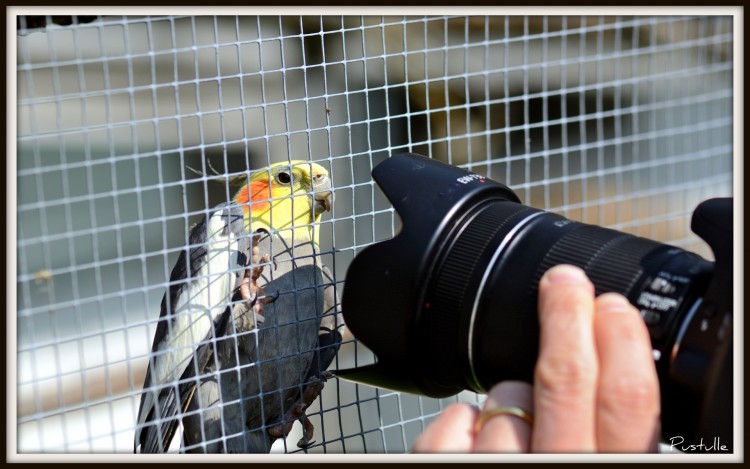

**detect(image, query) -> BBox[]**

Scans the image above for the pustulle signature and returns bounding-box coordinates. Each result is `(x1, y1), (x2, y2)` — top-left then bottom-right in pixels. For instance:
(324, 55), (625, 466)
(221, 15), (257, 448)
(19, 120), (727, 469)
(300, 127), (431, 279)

(668, 436), (730, 453)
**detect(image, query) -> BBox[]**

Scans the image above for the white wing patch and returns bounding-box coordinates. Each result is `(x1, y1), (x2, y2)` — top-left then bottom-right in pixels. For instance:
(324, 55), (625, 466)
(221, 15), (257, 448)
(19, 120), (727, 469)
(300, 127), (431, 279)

(152, 211), (246, 394)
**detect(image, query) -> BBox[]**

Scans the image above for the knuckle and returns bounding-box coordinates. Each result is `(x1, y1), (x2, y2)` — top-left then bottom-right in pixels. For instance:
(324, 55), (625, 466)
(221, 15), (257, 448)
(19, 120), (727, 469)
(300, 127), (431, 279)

(535, 354), (597, 395)
(599, 375), (660, 418)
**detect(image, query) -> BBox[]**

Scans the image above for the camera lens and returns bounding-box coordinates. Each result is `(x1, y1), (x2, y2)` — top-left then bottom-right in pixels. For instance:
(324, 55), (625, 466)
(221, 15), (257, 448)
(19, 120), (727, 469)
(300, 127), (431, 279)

(340, 154), (716, 397)
(338, 153), (731, 446)
(417, 196), (713, 396)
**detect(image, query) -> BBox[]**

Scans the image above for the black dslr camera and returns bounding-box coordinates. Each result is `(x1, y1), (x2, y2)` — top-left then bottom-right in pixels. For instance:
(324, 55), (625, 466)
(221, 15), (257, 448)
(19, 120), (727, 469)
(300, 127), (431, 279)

(337, 153), (733, 450)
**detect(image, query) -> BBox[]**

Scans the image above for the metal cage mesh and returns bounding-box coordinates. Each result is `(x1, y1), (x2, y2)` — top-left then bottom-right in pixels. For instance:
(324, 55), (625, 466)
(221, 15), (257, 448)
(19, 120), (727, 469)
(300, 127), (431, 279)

(14, 14), (734, 454)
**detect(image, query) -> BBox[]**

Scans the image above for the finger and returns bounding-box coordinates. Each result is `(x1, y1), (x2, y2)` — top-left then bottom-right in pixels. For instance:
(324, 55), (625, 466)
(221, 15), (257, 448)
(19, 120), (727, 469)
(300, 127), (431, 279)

(474, 381), (534, 452)
(594, 293), (660, 452)
(532, 264), (598, 452)
(411, 403), (479, 453)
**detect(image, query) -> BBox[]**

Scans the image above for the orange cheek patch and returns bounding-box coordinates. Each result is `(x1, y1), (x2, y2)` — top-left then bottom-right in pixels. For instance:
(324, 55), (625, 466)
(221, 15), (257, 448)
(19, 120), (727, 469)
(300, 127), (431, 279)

(236, 181), (271, 214)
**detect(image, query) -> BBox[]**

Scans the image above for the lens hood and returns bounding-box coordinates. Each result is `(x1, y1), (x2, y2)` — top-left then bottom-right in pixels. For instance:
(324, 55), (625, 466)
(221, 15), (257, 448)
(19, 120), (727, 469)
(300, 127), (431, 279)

(336, 153), (520, 396)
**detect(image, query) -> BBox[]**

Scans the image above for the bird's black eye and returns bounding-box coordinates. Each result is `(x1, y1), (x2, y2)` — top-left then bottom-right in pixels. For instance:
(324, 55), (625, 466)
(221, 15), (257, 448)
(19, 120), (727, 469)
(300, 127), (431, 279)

(277, 171), (291, 184)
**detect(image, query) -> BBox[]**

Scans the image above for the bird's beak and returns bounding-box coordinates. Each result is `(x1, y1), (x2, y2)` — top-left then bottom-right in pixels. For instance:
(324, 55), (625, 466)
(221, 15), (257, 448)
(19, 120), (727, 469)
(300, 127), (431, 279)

(312, 175), (333, 215)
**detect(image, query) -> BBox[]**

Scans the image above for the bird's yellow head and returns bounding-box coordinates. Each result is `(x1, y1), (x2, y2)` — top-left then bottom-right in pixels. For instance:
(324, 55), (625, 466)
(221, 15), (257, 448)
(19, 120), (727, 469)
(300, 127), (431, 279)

(233, 160), (333, 245)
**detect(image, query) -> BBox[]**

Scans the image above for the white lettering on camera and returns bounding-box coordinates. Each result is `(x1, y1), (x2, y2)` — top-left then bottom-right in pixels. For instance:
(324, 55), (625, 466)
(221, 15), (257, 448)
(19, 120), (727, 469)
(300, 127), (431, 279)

(456, 173), (484, 184)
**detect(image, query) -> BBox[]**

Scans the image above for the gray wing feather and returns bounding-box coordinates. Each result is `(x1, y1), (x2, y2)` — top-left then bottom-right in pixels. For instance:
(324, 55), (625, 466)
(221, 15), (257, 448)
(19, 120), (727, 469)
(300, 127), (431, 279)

(182, 233), (342, 453)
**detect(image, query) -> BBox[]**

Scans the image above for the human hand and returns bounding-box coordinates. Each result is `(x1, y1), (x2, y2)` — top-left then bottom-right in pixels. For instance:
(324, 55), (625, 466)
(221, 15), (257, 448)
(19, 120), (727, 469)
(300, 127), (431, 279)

(412, 264), (661, 453)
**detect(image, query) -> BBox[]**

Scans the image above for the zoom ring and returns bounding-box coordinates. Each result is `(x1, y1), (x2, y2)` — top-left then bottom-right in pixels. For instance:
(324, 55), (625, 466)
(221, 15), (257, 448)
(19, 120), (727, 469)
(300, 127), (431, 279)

(423, 201), (530, 389)
(534, 224), (664, 296)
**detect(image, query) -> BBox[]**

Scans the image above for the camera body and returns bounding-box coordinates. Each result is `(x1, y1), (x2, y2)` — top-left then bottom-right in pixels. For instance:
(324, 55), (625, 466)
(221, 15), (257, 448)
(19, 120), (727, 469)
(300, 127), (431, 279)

(336, 153), (733, 449)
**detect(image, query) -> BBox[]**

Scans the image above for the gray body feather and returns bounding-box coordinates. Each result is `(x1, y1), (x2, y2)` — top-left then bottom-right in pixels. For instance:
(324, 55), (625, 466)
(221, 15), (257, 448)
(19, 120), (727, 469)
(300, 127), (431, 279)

(181, 233), (343, 453)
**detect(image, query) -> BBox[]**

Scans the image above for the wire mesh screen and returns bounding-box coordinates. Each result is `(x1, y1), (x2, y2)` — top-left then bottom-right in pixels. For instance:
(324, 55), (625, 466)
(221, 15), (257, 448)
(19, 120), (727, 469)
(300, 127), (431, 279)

(14, 14), (734, 454)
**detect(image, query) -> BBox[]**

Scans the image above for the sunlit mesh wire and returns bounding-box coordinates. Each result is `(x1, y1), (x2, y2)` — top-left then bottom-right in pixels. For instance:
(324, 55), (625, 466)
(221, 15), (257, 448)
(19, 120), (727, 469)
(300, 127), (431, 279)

(15, 15), (733, 453)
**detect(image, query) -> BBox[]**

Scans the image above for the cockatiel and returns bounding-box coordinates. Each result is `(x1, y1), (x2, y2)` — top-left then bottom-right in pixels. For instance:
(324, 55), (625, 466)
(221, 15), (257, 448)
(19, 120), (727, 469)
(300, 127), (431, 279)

(134, 160), (343, 454)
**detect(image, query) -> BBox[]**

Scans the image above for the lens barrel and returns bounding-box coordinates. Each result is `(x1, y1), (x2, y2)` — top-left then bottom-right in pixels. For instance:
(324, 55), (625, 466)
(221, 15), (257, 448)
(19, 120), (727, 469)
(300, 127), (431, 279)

(418, 197), (713, 396)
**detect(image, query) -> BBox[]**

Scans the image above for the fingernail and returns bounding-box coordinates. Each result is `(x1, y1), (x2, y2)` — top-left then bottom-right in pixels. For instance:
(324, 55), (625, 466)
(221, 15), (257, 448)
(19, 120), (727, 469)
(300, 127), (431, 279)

(543, 264), (589, 285)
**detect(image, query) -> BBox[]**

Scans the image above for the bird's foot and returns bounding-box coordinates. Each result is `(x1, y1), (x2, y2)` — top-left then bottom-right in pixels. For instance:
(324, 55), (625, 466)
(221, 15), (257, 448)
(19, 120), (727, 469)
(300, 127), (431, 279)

(234, 253), (273, 329)
(265, 407), (317, 450)
(266, 401), (307, 439)
(248, 248), (279, 307)
(296, 415), (316, 449)
(242, 253), (272, 308)
(300, 376), (327, 408)
(266, 376), (330, 448)
(250, 253), (269, 286)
